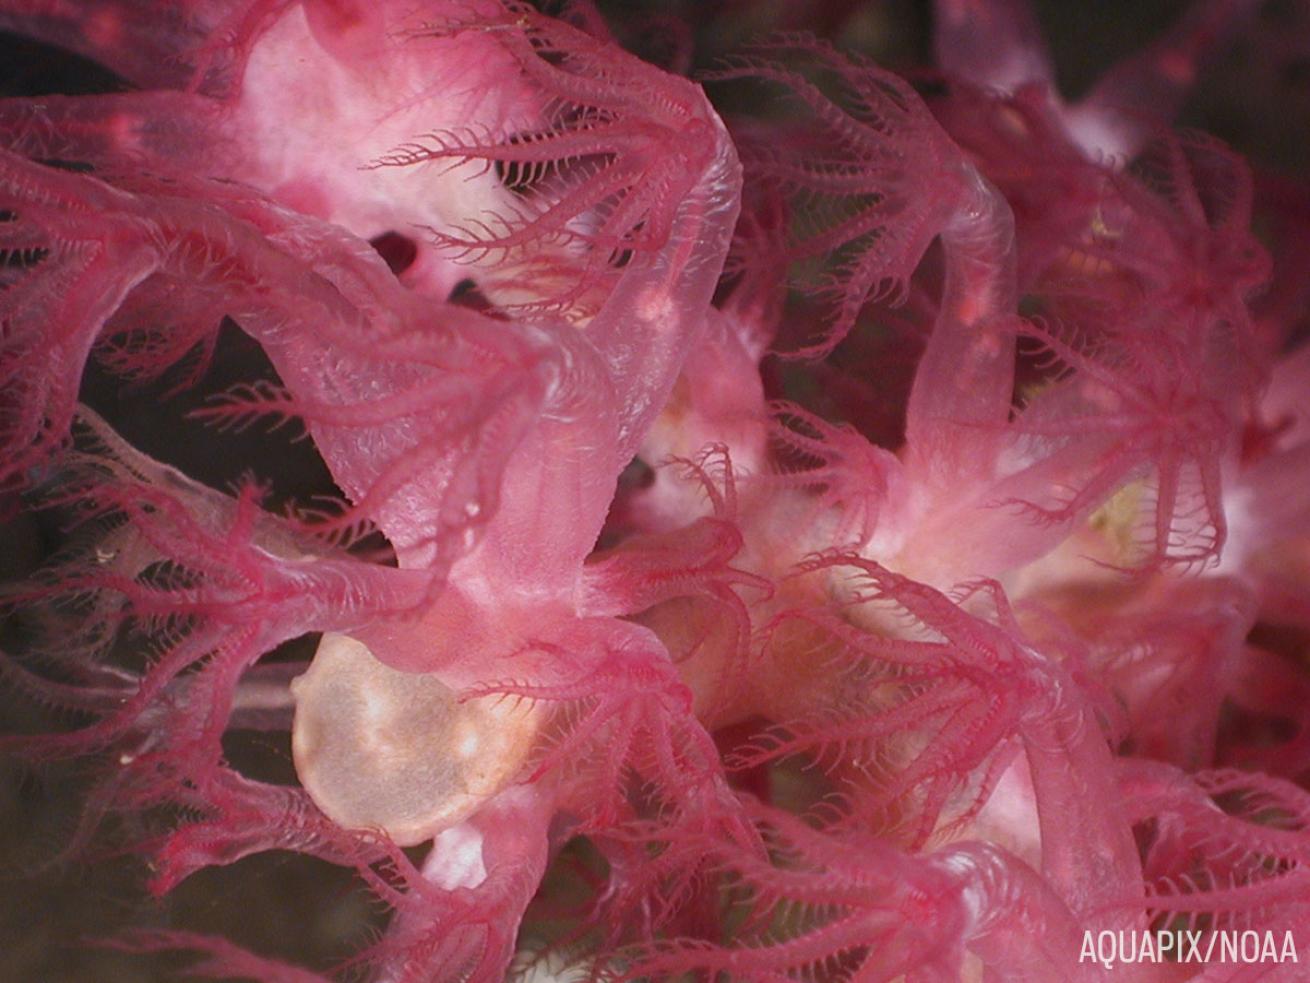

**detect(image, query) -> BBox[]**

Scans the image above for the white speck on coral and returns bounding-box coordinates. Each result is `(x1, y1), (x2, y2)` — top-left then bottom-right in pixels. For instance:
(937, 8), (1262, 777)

(635, 285), (675, 323)
(424, 823), (486, 890)
(361, 689), (389, 727)
(1217, 481), (1256, 577)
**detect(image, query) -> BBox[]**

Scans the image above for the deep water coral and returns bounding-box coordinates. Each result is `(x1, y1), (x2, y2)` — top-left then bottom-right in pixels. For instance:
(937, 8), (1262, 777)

(1, 1), (1309, 981)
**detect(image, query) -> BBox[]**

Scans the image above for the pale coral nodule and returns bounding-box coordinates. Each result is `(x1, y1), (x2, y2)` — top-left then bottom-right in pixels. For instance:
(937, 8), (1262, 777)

(290, 633), (538, 847)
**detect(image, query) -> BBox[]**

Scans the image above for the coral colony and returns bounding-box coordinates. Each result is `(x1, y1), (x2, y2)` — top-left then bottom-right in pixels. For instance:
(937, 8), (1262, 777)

(2, 0), (1310, 980)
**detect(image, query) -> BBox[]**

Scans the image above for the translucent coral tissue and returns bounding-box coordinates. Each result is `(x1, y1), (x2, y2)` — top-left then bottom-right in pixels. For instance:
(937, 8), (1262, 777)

(1, 1), (1308, 981)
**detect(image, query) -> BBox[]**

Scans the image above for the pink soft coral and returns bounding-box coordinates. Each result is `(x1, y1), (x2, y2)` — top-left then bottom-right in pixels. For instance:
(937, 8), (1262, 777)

(1, 2), (1309, 982)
